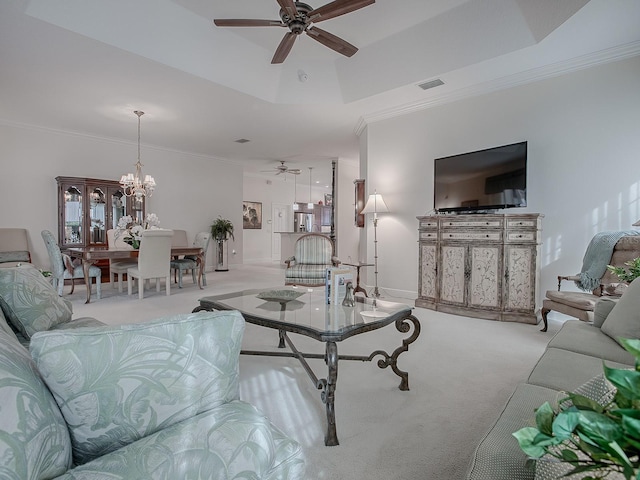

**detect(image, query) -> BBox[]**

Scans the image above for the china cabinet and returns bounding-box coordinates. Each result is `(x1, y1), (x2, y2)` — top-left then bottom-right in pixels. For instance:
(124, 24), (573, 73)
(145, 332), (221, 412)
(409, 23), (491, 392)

(56, 176), (145, 249)
(416, 213), (542, 324)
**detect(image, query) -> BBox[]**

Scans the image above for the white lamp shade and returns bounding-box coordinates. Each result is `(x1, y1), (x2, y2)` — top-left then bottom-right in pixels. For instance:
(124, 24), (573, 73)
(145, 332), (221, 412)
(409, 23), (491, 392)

(361, 193), (389, 215)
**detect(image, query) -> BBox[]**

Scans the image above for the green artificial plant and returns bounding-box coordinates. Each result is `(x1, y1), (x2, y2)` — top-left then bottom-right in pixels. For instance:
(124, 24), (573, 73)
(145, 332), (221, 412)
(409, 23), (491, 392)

(607, 257), (640, 284)
(513, 337), (640, 480)
(210, 217), (235, 244)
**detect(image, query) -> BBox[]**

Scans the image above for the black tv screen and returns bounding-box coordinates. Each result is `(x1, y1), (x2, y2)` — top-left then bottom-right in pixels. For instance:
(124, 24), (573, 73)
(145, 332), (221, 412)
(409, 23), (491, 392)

(434, 141), (527, 213)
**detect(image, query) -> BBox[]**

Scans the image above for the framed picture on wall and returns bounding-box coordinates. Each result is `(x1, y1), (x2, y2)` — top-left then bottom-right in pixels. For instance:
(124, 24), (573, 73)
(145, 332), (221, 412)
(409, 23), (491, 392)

(324, 193), (333, 206)
(243, 201), (262, 229)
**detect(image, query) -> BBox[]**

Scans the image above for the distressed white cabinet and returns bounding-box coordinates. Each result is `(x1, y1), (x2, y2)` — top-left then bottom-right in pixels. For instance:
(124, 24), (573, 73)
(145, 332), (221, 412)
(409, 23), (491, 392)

(416, 214), (542, 324)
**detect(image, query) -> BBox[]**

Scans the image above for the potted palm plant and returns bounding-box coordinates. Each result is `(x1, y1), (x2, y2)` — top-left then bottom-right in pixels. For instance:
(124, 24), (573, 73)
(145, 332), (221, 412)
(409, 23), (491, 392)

(210, 216), (234, 272)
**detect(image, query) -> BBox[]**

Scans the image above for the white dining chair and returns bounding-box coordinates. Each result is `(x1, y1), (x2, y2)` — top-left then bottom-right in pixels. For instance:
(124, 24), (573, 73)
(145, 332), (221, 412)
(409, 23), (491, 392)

(106, 229), (138, 293)
(127, 229), (174, 299)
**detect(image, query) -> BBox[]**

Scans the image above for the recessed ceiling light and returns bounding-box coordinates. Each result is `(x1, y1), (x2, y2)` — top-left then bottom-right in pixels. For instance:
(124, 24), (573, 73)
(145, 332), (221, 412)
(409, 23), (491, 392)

(235, 138), (250, 144)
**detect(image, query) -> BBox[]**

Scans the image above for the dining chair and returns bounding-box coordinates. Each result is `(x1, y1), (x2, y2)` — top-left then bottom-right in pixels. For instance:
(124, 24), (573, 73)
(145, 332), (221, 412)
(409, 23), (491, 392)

(170, 232), (211, 288)
(127, 229), (174, 299)
(106, 229), (138, 293)
(41, 230), (101, 299)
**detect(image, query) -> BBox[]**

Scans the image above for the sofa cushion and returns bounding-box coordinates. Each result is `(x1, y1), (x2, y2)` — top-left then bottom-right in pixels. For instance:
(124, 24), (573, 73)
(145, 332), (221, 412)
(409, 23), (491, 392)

(0, 304), (19, 342)
(547, 320), (634, 365)
(0, 329), (73, 478)
(0, 264), (73, 339)
(527, 347), (630, 392)
(543, 290), (597, 310)
(55, 401), (305, 480)
(601, 277), (640, 346)
(29, 310), (245, 465)
(466, 383), (560, 480)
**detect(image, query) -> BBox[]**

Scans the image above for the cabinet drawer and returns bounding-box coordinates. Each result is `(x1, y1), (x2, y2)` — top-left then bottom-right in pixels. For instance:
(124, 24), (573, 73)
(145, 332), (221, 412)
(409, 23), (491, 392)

(507, 232), (536, 242)
(443, 232), (502, 241)
(442, 220), (502, 228)
(507, 219), (537, 228)
(420, 231), (438, 240)
(419, 220), (438, 228)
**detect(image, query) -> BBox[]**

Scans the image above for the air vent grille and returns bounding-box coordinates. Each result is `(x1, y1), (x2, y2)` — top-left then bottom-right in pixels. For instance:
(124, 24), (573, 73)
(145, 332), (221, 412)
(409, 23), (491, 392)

(418, 79), (444, 90)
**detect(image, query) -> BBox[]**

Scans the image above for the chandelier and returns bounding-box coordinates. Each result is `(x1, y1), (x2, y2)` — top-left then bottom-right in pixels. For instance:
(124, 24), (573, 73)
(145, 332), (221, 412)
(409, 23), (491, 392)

(120, 110), (156, 199)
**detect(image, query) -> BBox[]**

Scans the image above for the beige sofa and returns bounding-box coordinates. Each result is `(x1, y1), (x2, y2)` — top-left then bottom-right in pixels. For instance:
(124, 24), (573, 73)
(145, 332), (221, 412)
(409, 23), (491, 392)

(466, 277), (640, 480)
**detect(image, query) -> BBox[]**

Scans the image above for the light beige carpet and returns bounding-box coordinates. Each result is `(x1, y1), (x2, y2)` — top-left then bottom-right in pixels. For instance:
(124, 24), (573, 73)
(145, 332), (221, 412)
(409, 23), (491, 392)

(68, 264), (559, 480)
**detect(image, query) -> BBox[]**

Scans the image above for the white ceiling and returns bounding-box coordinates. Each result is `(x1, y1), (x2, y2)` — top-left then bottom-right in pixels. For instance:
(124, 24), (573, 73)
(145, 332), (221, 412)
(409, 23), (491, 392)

(1, 0), (639, 187)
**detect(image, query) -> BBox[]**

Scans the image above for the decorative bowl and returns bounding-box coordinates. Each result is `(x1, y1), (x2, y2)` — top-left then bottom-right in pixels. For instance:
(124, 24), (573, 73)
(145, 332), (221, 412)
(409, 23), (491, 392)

(256, 290), (305, 303)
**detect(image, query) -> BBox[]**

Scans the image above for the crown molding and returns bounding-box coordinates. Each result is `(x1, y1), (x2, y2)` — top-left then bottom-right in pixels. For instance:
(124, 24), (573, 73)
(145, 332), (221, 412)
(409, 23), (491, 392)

(354, 41), (640, 136)
(0, 117), (234, 164)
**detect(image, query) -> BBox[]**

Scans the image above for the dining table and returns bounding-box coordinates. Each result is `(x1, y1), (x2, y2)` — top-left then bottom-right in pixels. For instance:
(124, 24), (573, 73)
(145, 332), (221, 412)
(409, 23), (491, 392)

(66, 246), (204, 303)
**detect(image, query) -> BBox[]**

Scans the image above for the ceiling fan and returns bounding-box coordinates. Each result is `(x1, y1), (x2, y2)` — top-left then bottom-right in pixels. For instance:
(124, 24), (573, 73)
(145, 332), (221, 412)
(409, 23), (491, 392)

(213, 0), (375, 64)
(262, 161), (302, 175)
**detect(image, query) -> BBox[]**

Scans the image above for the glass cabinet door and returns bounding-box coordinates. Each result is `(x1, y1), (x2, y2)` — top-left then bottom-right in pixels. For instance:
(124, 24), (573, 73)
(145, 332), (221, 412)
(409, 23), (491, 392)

(89, 187), (107, 245)
(109, 187), (127, 230)
(61, 184), (83, 246)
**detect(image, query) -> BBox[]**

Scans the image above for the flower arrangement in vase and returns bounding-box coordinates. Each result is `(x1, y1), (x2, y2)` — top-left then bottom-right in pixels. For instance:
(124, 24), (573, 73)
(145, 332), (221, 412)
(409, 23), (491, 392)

(115, 213), (160, 249)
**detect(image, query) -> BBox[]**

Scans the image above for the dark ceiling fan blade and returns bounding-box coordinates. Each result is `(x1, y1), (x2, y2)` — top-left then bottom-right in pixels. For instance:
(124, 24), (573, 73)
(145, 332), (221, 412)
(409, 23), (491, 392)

(308, 0), (375, 23)
(306, 27), (358, 57)
(214, 19), (284, 27)
(272, 32), (298, 64)
(276, 0), (299, 18)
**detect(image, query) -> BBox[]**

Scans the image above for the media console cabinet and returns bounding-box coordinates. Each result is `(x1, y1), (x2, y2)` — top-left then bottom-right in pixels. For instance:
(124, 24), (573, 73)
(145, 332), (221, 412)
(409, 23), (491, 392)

(416, 213), (542, 324)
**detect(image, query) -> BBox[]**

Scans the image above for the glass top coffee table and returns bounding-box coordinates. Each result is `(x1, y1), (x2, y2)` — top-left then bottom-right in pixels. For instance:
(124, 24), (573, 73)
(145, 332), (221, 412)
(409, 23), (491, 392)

(194, 286), (421, 446)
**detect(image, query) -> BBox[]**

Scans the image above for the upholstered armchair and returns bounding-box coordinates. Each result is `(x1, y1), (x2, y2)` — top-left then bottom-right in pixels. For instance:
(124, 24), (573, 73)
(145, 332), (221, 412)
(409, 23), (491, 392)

(284, 233), (339, 287)
(170, 232), (211, 288)
(41, 230), (102, 299)
(541, 232), (640, 332)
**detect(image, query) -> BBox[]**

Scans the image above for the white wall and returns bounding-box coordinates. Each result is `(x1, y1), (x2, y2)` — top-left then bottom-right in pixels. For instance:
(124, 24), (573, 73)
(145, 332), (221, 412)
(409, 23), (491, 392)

(362, 55), (640, 301)
(0, 122), (244, 271)
(242, 162), (361, 264)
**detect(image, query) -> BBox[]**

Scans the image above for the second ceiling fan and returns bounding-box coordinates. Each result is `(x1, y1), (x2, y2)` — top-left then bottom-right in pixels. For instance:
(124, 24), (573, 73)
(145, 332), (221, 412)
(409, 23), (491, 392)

(214, 0), (375, 64)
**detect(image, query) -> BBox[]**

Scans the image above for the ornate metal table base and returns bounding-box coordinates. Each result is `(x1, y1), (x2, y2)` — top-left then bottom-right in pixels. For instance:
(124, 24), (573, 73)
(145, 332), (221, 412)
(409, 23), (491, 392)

(239, 314), (421, 446)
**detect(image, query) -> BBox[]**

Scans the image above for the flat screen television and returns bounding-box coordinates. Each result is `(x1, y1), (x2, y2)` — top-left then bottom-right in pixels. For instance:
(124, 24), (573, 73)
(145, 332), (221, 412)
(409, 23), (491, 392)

(434, 141), (527, 213)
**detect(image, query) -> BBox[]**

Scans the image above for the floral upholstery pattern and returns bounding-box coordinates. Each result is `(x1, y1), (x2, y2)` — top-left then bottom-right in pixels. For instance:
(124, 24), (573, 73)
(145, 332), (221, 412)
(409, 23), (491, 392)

(0, 264), (73, 339)
(56, 401), (305, 480)
(0, 329), (73, 479)
(30, 311), (246, 465)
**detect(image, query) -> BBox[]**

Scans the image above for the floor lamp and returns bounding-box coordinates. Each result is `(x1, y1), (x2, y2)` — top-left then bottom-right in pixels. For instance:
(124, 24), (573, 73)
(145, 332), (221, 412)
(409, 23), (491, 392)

(361, 190), (389, 301)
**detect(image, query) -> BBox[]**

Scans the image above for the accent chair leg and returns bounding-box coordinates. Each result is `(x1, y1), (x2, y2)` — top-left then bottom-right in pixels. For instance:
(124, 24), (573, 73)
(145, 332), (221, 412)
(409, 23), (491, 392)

(541, 308), (550, 332)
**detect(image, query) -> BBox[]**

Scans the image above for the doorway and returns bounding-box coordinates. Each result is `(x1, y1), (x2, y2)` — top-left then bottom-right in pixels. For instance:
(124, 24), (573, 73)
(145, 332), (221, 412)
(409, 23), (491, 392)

(271, 203), (293, 261)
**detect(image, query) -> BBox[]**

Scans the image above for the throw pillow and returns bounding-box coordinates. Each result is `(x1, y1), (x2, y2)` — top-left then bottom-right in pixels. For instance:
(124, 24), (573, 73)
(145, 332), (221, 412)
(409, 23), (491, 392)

(593, 297), (619, 328)
(534, 373), (619, 480)
(601, 277), (640, 346)
(29, 310), (245, 465)
(0, 329), (72, 478)
(0, 264), (73, 339)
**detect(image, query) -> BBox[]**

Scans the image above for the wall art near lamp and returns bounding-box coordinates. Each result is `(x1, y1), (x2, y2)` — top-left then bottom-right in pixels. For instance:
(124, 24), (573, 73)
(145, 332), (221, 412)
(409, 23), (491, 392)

(324, 193), (333, 206)
(354, 179), (365, 228)
(242, 201), (262, 229)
